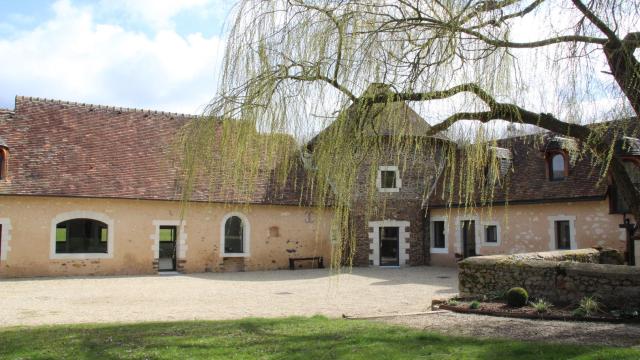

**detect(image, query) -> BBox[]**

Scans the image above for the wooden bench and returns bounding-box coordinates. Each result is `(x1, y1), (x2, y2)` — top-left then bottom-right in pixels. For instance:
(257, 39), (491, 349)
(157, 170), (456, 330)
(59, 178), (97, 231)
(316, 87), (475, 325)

(289, 256), (324, 270)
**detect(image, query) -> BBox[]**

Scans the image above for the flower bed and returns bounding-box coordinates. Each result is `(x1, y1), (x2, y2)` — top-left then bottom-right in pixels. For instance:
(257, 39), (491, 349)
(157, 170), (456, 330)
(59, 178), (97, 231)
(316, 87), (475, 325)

(437, 299), (640, 323)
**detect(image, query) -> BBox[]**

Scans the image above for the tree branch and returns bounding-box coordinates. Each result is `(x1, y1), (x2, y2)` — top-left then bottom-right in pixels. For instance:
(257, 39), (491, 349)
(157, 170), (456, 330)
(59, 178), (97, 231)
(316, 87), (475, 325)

(571, 0), (619, 42)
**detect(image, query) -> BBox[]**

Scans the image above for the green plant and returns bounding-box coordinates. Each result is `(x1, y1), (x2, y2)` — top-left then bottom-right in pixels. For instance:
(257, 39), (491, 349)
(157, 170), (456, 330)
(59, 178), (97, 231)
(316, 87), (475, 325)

(469, 300), (481, 310)
(531, 299), (552, 314)
(577, 296), (601, 316)
(506, 287), (529, 308)
(572, 308), (586, 317)
(446, 299), (459, 306)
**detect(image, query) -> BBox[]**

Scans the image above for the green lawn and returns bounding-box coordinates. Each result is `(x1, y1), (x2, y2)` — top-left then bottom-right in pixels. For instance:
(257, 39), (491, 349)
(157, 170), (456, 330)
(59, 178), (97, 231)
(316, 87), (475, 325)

(0, 316), (636, 359)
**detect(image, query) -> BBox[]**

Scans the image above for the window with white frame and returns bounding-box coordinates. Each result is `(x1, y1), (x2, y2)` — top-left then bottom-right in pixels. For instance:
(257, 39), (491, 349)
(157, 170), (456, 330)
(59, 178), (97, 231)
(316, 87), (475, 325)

(377, 165), (401, 192)
(430, 217), (448, 253)
(548, 215), (576, 250)
(555, 220), (572, 250)
(220, 213), (250, 257)
(482, 222), (500, 246)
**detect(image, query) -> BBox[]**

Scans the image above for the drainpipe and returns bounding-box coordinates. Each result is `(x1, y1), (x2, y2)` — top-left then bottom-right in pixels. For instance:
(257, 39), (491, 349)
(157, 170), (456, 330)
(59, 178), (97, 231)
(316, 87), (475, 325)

(423, 208), (430, 265)
(619, 214), (637, 266)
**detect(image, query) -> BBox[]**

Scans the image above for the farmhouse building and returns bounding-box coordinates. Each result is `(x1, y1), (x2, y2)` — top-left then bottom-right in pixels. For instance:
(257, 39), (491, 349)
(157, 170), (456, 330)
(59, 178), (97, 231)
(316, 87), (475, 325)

(0, 94), (637, 277)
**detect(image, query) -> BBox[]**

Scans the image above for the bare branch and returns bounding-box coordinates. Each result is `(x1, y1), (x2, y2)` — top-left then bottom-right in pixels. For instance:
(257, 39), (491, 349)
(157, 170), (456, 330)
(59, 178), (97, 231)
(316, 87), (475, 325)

(572, 0), (620, 42)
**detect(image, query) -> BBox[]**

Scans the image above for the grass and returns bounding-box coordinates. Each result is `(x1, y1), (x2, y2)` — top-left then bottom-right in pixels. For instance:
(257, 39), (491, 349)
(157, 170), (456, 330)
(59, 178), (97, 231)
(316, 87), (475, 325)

(0, 316), (637, 359)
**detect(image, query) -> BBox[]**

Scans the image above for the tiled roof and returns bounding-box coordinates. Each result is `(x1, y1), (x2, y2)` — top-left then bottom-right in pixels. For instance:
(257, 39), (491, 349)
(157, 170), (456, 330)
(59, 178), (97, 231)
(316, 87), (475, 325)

(0, 96), (311, 205)
(309, 83), (450, 147)
(430, 120), (640, 208)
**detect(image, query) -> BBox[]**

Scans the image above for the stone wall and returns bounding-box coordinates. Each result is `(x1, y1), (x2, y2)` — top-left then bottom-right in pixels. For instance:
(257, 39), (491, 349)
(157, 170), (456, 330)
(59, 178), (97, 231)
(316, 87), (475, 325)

(459, 248), (640, 309)
(350, 142), (441, 267)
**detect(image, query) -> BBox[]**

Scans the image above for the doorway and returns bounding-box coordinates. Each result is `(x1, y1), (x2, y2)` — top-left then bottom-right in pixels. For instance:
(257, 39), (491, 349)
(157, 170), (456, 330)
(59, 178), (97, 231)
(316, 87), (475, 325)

(158, 226), (177, 271)
(461, 220), (476, 258)
(379, 227), (399, 266)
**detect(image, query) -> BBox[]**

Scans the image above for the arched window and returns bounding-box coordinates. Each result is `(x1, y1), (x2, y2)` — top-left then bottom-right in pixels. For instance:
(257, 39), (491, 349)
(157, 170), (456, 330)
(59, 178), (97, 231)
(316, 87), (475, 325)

(548, 152), (566, 181)
(55, 218), (108, 254)
(0, 151), (4, 180)
(221, 213), (250, 256)
(0, 147), (7, 180)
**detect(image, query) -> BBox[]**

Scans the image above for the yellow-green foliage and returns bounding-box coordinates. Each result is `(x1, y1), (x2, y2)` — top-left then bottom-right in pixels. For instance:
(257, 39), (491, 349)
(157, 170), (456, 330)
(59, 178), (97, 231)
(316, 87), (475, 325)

(176, 0), (639, 270)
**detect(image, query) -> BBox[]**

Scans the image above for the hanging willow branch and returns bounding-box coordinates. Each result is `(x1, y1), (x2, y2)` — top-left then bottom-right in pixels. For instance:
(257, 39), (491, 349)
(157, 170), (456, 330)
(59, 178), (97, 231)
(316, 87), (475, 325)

(179, 0), (640, 268)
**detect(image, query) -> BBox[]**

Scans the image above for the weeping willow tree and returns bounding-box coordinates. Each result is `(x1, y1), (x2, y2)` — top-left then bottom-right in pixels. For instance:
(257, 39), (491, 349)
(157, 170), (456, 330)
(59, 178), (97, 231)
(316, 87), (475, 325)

(179, 0), (640, 267)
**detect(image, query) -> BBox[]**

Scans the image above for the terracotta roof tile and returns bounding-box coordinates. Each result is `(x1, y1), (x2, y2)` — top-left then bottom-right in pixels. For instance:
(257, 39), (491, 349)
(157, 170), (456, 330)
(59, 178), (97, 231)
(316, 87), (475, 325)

(0, 96), (311, 205)
(430, 120), (640, 208)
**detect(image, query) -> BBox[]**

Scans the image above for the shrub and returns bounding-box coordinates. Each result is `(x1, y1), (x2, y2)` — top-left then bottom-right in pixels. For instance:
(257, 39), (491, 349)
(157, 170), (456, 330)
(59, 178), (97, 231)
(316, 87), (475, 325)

(506, 287), (529, 307)
(469, 300), (481, 310)
(577, 296), (600, 316)
(531, 299), (552, 313)
(446, 299), (459, 306)
(572, 308), (586, 317)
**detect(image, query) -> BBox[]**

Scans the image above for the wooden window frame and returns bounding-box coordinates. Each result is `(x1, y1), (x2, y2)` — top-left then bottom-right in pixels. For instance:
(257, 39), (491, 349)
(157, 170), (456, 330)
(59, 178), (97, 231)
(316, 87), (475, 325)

(545, 150), (568, 181)
(0, 147), (8, 180)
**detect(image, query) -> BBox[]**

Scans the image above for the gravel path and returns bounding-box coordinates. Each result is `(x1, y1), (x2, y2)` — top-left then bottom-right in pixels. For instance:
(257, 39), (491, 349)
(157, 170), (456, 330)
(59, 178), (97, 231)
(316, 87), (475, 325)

(379, 311), (640, 347)
(0, 267), (457, 327)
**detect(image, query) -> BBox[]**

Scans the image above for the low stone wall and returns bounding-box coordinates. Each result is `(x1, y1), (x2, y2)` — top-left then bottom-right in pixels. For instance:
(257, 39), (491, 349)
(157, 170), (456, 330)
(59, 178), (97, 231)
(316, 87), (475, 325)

(459, 248), (640, 309)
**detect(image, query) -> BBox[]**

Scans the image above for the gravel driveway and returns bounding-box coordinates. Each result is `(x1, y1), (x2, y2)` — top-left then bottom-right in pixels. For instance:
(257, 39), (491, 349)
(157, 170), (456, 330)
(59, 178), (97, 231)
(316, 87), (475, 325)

(0, 266), (457, 327)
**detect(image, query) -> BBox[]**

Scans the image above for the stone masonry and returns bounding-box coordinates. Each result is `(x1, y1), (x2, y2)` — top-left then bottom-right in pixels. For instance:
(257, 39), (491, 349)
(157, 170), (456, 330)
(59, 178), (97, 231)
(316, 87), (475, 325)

(459, 248), (640, 309)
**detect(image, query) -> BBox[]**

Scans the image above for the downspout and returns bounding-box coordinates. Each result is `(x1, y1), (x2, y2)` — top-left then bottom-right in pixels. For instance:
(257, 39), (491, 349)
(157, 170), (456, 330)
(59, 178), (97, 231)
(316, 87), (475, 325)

(422, 149), (446, 265)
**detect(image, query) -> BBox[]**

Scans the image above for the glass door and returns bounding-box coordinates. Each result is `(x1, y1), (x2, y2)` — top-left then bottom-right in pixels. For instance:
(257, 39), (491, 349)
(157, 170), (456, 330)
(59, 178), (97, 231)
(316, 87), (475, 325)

(379, 227), (399, 266)
(158, 226), (177, 271)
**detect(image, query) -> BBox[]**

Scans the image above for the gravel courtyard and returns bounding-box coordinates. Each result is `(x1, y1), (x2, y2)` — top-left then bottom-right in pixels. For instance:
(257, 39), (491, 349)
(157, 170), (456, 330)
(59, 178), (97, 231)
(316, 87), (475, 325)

(0, 266), (457, 327)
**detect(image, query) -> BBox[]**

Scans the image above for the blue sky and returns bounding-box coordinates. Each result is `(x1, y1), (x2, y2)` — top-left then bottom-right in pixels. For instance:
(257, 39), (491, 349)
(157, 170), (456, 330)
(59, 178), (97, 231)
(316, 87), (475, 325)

(0, 0), (235, 113)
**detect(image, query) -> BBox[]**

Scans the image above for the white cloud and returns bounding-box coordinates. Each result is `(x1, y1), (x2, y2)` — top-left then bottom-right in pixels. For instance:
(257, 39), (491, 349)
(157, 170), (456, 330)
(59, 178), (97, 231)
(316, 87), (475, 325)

(98, 0), (223, 31)
(0, 0), (225, 114)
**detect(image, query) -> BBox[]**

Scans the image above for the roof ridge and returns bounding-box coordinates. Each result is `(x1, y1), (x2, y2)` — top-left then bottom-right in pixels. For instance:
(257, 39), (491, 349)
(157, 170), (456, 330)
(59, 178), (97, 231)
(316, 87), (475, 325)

(15, 95), (201, 118)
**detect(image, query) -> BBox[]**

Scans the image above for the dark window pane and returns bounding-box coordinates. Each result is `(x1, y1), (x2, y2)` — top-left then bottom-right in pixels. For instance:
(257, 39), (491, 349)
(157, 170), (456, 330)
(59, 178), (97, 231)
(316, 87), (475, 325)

(485, 225), (497, 243)
(555, 221), (571, 249)
(225, 216), (244, 253)
(432, 221), (445, 248)
(380, 170), (396, 188)
(550, 153), (565, 180)
(55, 219), (108, 254)
(381, 226), (399, 240)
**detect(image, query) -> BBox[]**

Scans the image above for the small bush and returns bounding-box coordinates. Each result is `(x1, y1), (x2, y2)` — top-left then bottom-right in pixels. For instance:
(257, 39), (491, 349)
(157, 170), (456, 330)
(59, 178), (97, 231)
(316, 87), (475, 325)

(577, 296), (600, 316)
(446, 299), (459, 306)
(572, 308), (586, 317)
(469, 300), (481, 310)
(531, 299), (552, 313)
(506, 287), (529, 307)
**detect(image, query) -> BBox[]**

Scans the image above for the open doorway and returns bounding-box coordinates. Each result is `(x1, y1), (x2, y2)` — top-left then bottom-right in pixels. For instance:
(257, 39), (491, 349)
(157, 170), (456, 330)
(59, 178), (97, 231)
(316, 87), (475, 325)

(379, 226), (399, 266)
(158, 226), (177, 271)
(461, 220), (476, 258)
